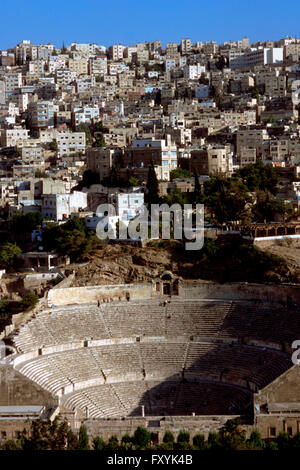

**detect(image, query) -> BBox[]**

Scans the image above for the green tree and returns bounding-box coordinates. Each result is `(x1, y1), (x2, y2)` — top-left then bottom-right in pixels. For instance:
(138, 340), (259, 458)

(276, 431), (291, 450)
(263, 115), (277, 126)
(204, 174), (250, 224)
(93, 436), (105, 450)
(252, 193), (292, 223)
(146, 160), (160, 204)
(129, 176), (139, 186)
(193, 168), (202, 203)
(291, 432), (300, 449)
(107, 435), (119, 450)
(234, 160), (278, 195)
(101, 165), (124, 187)
(77, 123), (92, 145)
(247, 430), (265, 450)
(207, 432), (221, 450)
(35, 170), (49, 178)
(42, 217), (104, 263)
(19, 293), (39, 312)
(0, 299), (10, 318)
(61, 41), (67, 54)
(134, 426), (151, 448)
(170, 168), (192, 180)
(222, 418), (247, 450)
(163, 430), (175, 444)
(1, 439), (22, 450)
(92, 137), (106, 148)
(0, 242), (22, 270)
(165, 188), (187, 207)
(177, 430), (190, 444)
(49, 140), (58, 152)
(267, 441), (279, 451)
(193, 434), (205, 450)
(11, 211), (43, 234)
(78, 425), (90, 450)
(215, 55), (227, 70)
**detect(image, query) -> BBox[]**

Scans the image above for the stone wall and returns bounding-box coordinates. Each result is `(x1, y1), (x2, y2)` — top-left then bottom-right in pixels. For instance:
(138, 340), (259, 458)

(180, 280), (300, 305)
(47, 282), (153, 306)
(78, 415), (247, 443)
(0, 365), (57, 407)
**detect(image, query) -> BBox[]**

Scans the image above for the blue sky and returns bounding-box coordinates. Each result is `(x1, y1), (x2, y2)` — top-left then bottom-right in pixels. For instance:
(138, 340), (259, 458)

(1, 0), (300, 49)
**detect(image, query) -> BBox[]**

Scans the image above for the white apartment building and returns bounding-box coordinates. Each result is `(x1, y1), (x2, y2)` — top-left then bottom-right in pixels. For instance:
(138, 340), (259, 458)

(165, 59), (177, 72)
(68, 58), (89, 75)
(108, 44), (125, 61)
(0, 128), (30, 147)
(180, 38), (192, 54)
(89, 57), (107, 75)
(109, 63), (129, 75)
(70, 42), (101, 54)
(76, 76), (96, 93)
(124, 46), (137, 60)
(56, 132), (86, 156)
(55, 69), (76, 85)
(0, 81), (5, 105)
(236, 129), (269, 157)
(230, 47), (283, 69)
(116, 193), (145, 220)
(5, 73), (22, 93)
(72, 106), (100, 126)
(42, 191), (88, 221)
(207, 147), (233, 175)
(21, 146), (44, 165)
(28, 60), (45, 75)
(183, 64), (206, 80)
(49, 57), (67, 73)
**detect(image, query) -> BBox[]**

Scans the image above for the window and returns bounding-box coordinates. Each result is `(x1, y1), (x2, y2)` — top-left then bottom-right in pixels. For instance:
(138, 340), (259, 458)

(269, 427), (276, 437)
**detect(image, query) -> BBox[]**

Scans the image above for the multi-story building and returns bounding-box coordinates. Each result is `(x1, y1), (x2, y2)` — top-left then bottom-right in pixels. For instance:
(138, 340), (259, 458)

(72, 106), (100, 126)
(21, 146), (44, 165)
(14, 40), (37, 64)
(180, 38), (192, 55)
(123, 46), (137, 60)
(0, 128), (30, 147)
(240, 147), (257, 167)
(28, 60), (45, 75)
(236, 128), (269, 157)
(108, 44), (125, 61)
(27, 101), (55, 132)
(5, 73), (22, 93)
(89, 57), (107, 75)
(166, 43), (178, 55)
(68, 58), (89, 75)
(0, 80), (5, 105)
(202, 42), (219, 55)
(42, 191), (88, 221)
(87, 147), (123, 180)
(230, 47), (283, 69)
(183, 64), (206, 80)
(55, 69), (76, 85)
(56, 132), (86, 156)
(124, 136), (177, 180)
(190, 145), (233, 175)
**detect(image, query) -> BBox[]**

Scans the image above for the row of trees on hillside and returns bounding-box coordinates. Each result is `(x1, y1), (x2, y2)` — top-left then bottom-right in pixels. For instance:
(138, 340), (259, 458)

(2, 417), (300, 451)
(147, 160), (293, 225)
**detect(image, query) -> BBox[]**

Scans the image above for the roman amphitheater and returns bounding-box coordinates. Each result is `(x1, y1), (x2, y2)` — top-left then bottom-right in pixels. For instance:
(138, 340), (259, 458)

(1, 275), (300, 442)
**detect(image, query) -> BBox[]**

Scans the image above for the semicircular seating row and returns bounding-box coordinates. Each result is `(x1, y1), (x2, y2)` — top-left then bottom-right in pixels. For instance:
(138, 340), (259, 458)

(61, 380), (253, 418)
(13, 300), (300, 354)
(16, 341), (291, 397)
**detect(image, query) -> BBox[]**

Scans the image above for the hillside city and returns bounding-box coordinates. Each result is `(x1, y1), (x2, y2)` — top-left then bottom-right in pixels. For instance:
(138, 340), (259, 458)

(3, 36), (300, 452)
